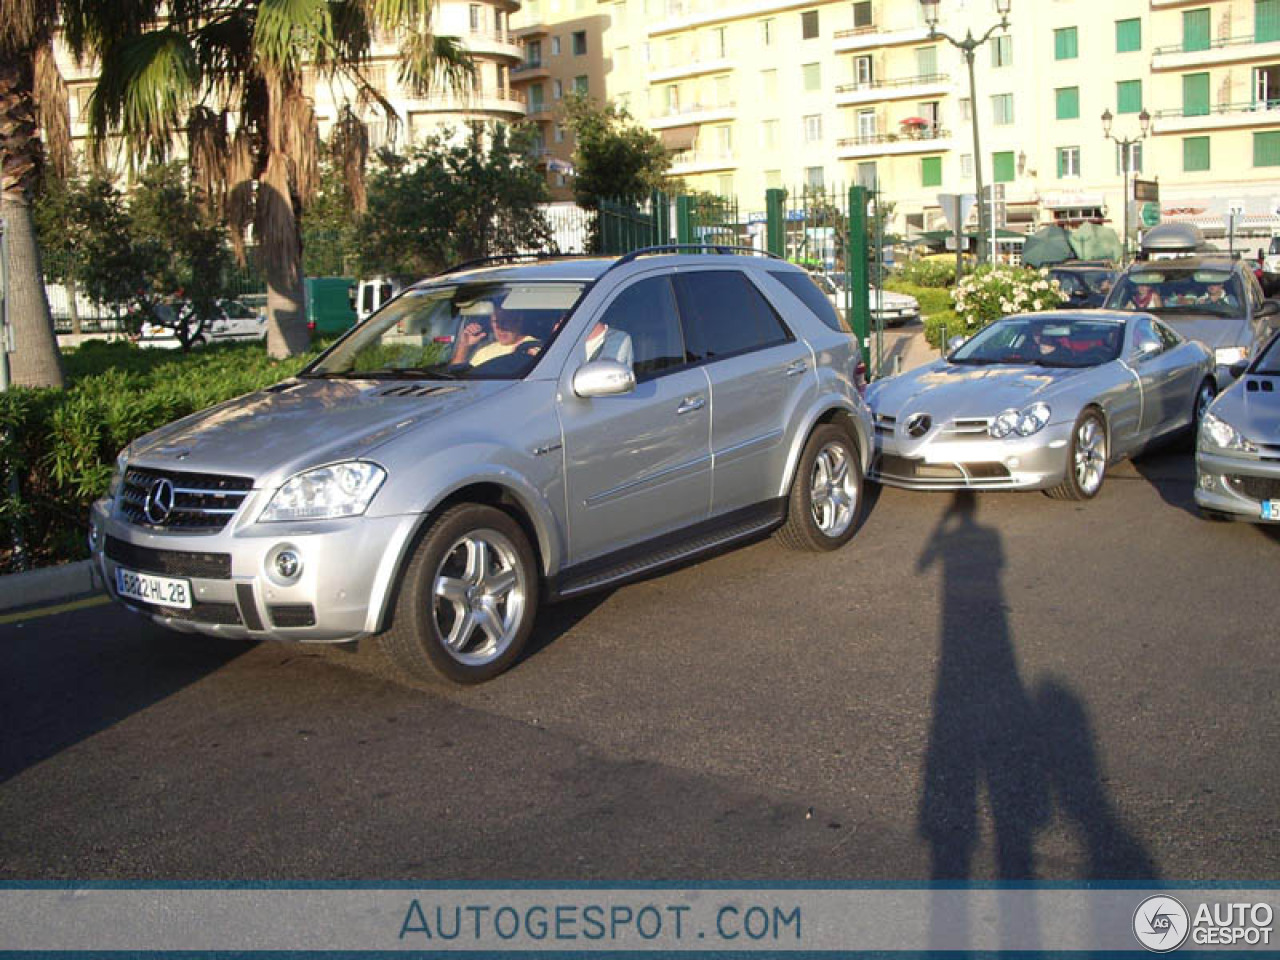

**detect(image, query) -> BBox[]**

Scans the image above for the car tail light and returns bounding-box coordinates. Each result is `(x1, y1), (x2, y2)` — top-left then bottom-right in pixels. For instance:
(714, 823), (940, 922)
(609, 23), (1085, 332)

(306, 320), (316, 332)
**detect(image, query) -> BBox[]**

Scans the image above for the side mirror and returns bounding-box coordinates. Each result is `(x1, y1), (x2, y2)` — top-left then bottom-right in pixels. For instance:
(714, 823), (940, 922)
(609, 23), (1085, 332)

(946, 334), (967, 354)
(1134, 338), (1161, 360)
(572, 360), (635, 398)
(1258, 300), (1280, 318)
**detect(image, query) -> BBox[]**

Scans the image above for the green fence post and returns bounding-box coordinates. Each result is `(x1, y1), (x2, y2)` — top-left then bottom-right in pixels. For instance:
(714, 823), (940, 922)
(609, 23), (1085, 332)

(676, 195), (694, 246)
(765, 188), (785, 257)
(848, 186), (871, 369)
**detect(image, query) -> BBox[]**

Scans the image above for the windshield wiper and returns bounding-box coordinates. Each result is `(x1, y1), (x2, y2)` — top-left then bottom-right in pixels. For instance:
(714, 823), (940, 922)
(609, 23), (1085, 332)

(319, 367), (459, 380)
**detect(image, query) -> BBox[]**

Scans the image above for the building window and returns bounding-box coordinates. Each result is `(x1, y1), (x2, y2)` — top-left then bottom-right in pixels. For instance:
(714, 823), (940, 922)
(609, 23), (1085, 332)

(1183, 8), (1210, 52)
(1259, 0), (1280, 44)
(714, 74), (731, 106)
(992, 150), (1016, 182)
(921, 155), (942, 187)
(915, 45), (937, 77)
(761, 118), (780, 150)
(960, 153), (973, 178)
(760, 18), (774, 45)
(855, 162), (876, 189)
(803, 62), (821, 91)
(959, 97), (971, 121)
(853, 55), (873, 85)
(804, 113), (823, 141)
(572, 30), (587, 55)
(469, 4), (481, 30)
(554, 122), (565, 142)
(717, 175), (734, 196)
(1115, 141), (1142, 175)
(553, 78), (564, 99)
(715, 124), (732, 155)
(1117, 79), (1142, 114)
(1254, 130), (1280, 165)
(526, 39), (542, 66)
(551, 36), (562, 55)
(991, 34), (1012, 67)
(991, 93), (1014, 125)
(1183, 135), (1211, 171)
(857, 109), (876, 139)
(801, 9), (819, 39)
(1054, 27), (1078, 60)
(1116, 18), (1141, 53)
(852, 1), (872, 28)
(1183, 72), (1210, 116)
(529, 83), (545, 111)
(574, 75), (589, 94)
(765, 169), (782, 190)
(1257, 65), (1280, 108)
(1057, 146), (1081, 178)
(761, 69), (777, 99)
(807, 166), (826, 189)
(1056, 86), (1079, 120)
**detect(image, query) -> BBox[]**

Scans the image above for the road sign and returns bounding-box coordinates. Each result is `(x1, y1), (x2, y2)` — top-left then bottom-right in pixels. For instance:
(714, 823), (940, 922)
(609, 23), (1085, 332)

(938, 193), (976, 232)
(1133, 178), (1159, 203)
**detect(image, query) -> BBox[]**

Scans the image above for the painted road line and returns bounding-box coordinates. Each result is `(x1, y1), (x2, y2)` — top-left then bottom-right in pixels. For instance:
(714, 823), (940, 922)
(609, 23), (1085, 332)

(0, 593), (110, 626)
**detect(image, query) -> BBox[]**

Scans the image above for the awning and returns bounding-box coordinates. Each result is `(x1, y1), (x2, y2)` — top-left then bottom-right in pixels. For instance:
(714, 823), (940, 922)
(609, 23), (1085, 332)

(660, 125), (699, 151)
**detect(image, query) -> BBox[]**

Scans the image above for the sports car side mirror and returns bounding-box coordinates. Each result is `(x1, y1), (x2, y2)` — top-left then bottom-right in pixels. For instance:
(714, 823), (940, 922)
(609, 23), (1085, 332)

(1229, 360), (1249, 379)
(1258, 300), (1280, 318)
(1134, 339), (1162, 361)
(946, 335), (967, 354)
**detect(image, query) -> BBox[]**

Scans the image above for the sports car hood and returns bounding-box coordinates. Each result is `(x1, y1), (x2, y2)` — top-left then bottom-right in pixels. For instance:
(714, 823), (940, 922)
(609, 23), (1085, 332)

(1209, 376), (1280, 445)
(1157, 312), (1250, 351)
(867, 360), (1085, 420)
(126, 378), (512, 485)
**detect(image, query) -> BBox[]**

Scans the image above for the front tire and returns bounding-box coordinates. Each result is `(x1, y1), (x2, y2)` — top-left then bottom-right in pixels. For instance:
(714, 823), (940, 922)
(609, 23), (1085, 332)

(379, 503), (538, 684)
(776, 423), (863, 551)
(1045, 409), (1108, 501)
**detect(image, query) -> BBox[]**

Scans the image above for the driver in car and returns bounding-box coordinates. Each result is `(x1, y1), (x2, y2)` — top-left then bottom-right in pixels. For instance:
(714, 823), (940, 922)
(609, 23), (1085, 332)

(1199, 281), (1238, 308)
(450, 302), (539, 366)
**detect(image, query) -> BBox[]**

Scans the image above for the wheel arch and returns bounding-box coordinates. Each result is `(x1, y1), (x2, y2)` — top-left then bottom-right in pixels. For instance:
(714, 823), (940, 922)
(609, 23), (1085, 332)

(777, 400), (871, 500)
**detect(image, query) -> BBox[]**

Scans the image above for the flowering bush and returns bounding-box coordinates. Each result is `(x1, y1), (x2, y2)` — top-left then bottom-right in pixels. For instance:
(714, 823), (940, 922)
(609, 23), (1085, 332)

(951, 265), (1066, 332)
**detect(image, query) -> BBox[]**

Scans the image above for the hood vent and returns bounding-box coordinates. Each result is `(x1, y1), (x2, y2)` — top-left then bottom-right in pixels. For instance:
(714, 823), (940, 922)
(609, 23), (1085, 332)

(375, 384), (457, 398)
(1246, 379), (1275, 392)
(264, 380), (303, 394)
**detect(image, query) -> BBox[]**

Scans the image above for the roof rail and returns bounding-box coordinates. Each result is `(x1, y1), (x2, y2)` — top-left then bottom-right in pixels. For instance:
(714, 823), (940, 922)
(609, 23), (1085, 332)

(610, 244), (785, 270)
(437, 252), (599, 276)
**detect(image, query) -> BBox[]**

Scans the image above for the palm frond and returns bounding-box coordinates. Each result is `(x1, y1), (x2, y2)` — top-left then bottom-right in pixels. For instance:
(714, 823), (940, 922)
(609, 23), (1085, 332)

(397, 33), (474, 98)
(34, 39), (70, 180)
(332, 103), (368, 213)
(0, 0), (44, 54)
(86, 29), (199, 169)
(254, 0), (333, 72)
(188, 105), (228, 215)
(59, 0), (162, 65)
(190, 13), (257, 107)
(323, 0), (373, 69)
(282, 88), (319, 204)
(361, 0), (435, 30)
(226, 126), (257, 264)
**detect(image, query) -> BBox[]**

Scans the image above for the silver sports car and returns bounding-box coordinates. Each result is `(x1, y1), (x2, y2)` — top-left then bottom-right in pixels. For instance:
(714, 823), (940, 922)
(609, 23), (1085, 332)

(1196, 330), (1280, 522)
(866, 310), (1216, 499)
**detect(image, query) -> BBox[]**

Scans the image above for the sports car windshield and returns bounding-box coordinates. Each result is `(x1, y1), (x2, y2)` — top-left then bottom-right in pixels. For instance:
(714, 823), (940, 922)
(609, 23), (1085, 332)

(1104, 268), (1245, 319)
(303, 281), (586, 380)
(950, 316), (1125, 368)
(1254, 333), (1280, 375)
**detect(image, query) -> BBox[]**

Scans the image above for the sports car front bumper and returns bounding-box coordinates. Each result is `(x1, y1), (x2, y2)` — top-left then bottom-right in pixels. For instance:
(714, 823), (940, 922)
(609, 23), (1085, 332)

(870, 421), (1076, 491)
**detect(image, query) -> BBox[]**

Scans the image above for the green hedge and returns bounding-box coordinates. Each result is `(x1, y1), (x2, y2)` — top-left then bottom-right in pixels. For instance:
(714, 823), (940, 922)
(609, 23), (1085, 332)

(923, 310), (967, 350)
(1, 340), (319, 572)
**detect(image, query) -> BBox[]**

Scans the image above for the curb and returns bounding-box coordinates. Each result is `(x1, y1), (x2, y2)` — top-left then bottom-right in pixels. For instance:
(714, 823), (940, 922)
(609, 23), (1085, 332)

(0, 559), (103, 614)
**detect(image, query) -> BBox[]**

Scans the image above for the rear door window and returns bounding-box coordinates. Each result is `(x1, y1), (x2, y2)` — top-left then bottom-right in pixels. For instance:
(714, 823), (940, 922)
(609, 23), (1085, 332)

(674, 270), (793, 362)
(769, 271), (851, 332)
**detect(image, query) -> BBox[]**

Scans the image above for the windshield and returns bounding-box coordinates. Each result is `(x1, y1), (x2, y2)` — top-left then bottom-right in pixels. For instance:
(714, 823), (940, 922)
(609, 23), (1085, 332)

(1051, 270), (1114, 297)
(1104, 267), (1245, 318)
(304, 280), (586, 380)
(950, 315), (1125, 368)
(1254, 332), (1280, 375)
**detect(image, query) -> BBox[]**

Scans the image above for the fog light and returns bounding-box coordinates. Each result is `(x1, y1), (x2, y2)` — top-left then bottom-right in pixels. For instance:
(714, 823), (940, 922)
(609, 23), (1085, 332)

(266, 544), (303, 585)
(1005, 457), (1020, 469)
(1198, 472), (1217, 492)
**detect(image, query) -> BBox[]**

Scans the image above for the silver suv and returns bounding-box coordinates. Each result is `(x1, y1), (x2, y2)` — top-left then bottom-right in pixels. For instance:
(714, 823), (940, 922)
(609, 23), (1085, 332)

(90, 248), (872, 683)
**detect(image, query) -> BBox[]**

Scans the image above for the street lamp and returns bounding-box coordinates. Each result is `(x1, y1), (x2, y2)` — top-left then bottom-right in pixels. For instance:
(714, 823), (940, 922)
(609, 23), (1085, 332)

(1101, 106), (1152, 265)
(920, 0), (1012, 265)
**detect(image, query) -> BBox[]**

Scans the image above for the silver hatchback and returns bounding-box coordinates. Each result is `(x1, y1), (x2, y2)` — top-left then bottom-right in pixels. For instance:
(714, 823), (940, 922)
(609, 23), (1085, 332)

(90, 249), (872, 682)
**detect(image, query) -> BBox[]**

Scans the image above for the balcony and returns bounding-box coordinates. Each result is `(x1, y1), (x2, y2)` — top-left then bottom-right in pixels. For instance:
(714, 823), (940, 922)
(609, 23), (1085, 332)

(647, 0), (821, 36)
(510, 59), (550, 81)
(1151, 100), (1280, 133)
(835, 72), (951, 106)
(668, 150), (737, 174)
(649, 102), (737, 128)
(466, 29), (523, 61)
(514, 23), (550, 39)
(525, 98), (554, 118)
(407, 87), (527, 118)
(835, 127), (952, 159)
(647, 56), (734, 84)
(1152, 35), (1280, 71)
(833, 24), (931, 53)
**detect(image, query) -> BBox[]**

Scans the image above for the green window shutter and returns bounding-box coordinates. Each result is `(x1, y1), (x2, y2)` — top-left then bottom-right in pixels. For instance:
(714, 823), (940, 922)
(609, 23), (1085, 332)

(1183, 136), (1211, 171)
(1183, 72), (1210, 116)
(992, 151), (1015, 183)
(1056, 148), (1064, 178)
(921, 156), (942, 187)
(1258, 0), (1280, 42)
(1056, 86), (1080, 119)
(1054, 27), (1078, 60)
(1183, 8), (1210, 51)
(1116, 18), (1141, 52)
(1255, 131), (1280, 166)
(1117, 80), (1143, 114)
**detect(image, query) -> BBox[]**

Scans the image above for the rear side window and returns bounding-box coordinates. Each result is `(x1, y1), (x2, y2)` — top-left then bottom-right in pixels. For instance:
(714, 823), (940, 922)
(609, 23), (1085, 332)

(770, 271), (851, 333)
(674, 270), (793, 361)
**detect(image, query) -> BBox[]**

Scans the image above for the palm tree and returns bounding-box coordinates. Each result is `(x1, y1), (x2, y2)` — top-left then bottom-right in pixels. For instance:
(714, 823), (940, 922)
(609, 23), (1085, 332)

(0, 0), (71, 388)
(69, 0), (472, 358)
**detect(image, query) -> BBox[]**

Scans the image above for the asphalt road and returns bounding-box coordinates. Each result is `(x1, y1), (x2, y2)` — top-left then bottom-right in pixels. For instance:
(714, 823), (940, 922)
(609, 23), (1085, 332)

(1, 445), (1277, 882)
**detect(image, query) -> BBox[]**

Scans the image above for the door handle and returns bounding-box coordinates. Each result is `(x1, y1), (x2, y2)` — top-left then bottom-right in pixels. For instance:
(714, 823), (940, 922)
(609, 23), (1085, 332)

(785, 359), (808, 377)
(677, 395), (706, 415)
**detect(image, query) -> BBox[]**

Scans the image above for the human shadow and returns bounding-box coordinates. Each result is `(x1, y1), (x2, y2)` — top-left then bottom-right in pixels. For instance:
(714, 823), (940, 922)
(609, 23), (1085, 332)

(1130, 443), (1200, 517)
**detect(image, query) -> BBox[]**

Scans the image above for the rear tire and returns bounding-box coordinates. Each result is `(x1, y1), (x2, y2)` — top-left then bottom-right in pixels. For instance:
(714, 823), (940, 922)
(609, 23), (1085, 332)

(1045, 409), (1108, 501)
(776, 423), (863, 551)
(379, 503), (538, 684)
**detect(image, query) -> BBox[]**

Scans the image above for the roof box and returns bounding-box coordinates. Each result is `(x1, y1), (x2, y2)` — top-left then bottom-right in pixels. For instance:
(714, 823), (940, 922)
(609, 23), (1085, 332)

(1139, 222), (1206, 256)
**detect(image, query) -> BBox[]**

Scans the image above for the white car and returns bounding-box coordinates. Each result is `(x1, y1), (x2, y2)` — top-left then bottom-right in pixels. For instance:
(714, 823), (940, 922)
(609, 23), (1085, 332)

(139, 299), (267, 347)
(814, 273), (921, 327)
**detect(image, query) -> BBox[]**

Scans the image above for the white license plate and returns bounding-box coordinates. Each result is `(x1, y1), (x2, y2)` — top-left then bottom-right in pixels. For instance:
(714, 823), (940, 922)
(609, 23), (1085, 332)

(115, 567), (192, 610)
(1262, 500), (1280, 522)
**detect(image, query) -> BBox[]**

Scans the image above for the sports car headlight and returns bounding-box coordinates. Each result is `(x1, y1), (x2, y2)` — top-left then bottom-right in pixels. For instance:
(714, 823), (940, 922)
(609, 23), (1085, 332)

(990, 409), (1021, 439)
(108, 447), (130, 499)
(1199, 412), (1257, 454)
(1015, 403), (1052, 437)
(1215, 346), (1250, 366)
(259, 462), (386, 522)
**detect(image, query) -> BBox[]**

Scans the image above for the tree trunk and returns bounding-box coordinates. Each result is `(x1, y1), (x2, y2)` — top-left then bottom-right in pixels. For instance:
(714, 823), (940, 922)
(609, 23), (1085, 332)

(259, 154), (311, 359)
(2, 194), (65, 388)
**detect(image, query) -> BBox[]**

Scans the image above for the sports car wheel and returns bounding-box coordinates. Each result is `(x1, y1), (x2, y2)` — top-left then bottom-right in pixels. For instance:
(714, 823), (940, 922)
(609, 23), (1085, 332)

(1193, 378), (1216, 427)
(380, 503), (538, 684)
(1045, 409), (1108, 501)
(776, 424), (863, 551)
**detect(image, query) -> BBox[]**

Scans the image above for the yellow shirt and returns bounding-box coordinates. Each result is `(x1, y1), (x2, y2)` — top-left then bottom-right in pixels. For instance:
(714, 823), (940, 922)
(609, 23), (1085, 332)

(470, 335), (538, 366)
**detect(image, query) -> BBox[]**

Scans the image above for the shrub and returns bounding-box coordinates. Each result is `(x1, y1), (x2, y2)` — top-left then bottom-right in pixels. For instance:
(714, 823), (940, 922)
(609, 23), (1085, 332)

(884, 278), (951, 318)
(923, 310), (967, 350)
(0, 340), (319, 572)
(897, 256), (958, 288)
(951, 265), (1065, 334)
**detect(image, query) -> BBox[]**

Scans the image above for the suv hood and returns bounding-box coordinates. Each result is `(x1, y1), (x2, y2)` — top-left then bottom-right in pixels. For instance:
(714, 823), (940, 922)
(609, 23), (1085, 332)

(1157, 313), (1250, 351)
(128, 378), (511, 485)
(868, 360), (1084, 420)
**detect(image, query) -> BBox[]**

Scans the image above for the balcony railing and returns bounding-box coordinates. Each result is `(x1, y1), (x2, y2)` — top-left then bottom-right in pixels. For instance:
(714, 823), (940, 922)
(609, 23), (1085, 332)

(835, 72), (948, 94)
(837, 127), (950, 147)
(512, 59), (545, 73)
(833, 24), (879, 39)
(469, 29), (518, 45)
(1153, 34), (1277, 56)
(415, 87), (527, 107)
(655, 101), (737, 118)
(1153, 100), (1280, 119)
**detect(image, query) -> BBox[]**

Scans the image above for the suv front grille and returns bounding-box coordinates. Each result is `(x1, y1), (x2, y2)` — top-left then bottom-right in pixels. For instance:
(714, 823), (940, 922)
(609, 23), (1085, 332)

(105, 536), (232, 580)
(1226, 475), (1280, 502)
(120, 467), (253, 531)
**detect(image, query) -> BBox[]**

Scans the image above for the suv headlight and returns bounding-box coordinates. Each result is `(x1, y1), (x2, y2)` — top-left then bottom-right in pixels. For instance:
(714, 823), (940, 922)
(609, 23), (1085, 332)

(1200, 412), (1257, 454)
(108, 447), (130, 499)
(1215, 346), (1250, 366)
(990, 403), (1051, 439)
(259, 462), (387, 522)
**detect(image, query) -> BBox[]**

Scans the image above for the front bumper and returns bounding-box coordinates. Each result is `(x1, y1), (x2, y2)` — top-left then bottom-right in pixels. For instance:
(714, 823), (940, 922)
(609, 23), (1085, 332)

(873, 307), (920, 325)
(89, 498), (421, 642)
(870, 421), (1075, 491)
(1194, 449), (1280, 522)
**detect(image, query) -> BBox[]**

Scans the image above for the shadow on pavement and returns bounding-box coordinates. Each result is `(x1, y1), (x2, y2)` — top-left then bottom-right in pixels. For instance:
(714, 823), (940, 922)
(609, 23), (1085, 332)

(0, 606), (252, 782)
(916, 491), (1158, 945)
(1130, 444), (1200, 518)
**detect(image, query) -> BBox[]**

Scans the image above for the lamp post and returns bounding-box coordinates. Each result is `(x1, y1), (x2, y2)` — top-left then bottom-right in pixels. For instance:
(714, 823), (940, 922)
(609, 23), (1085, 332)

(920, 0), (1011, 266)
(1101, 106), (1152, 266)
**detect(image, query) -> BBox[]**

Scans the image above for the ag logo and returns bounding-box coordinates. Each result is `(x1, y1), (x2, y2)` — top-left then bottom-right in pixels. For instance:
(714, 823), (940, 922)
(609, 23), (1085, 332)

(903, 412), (932, 438)
(1133, 895), (1190, 952)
